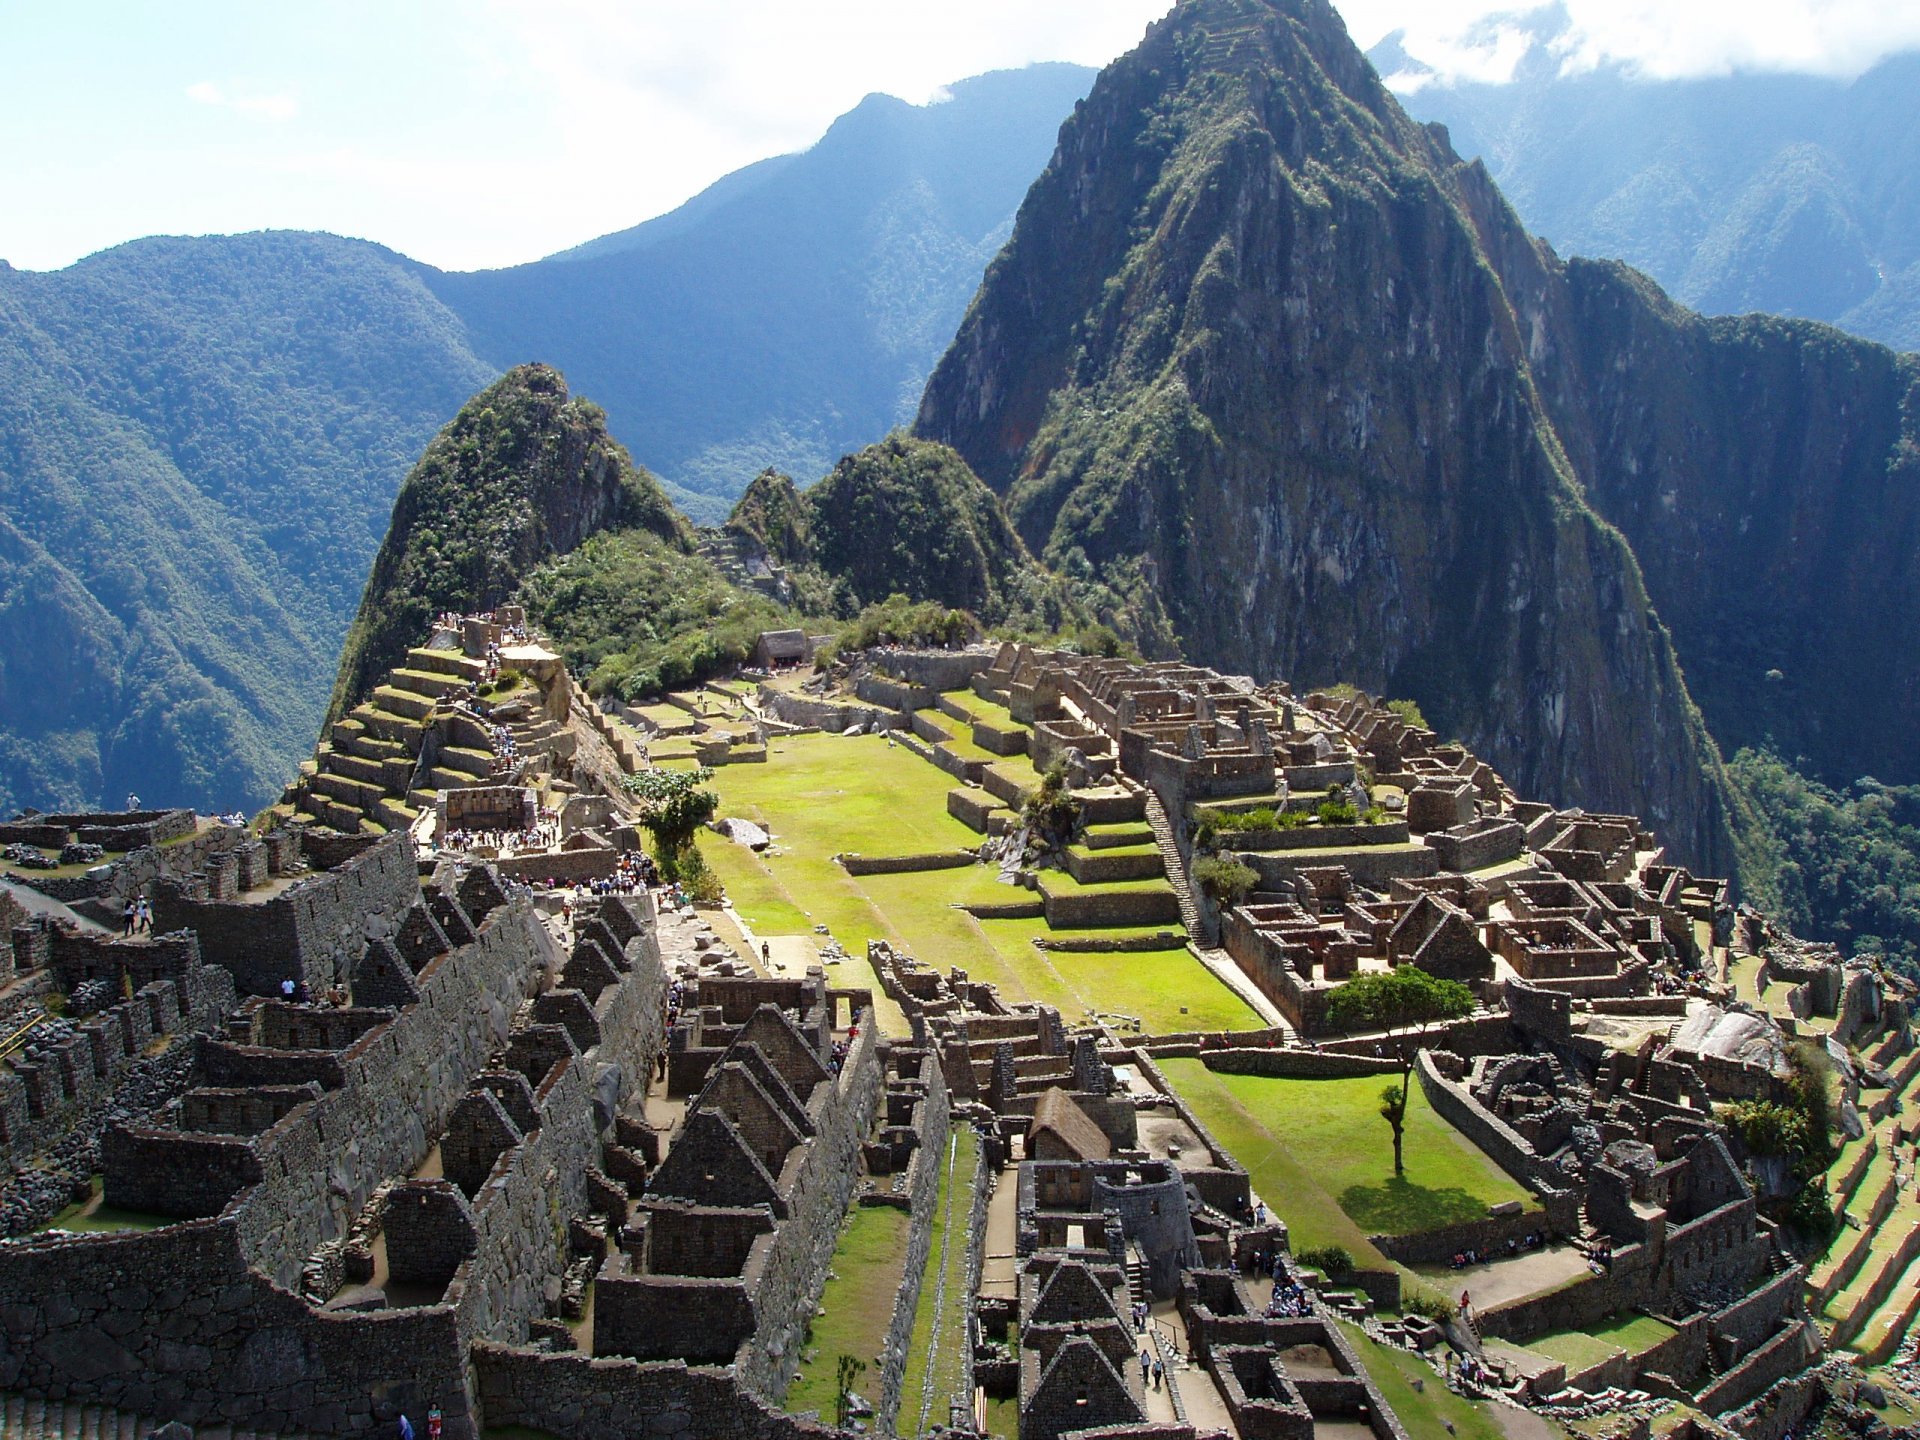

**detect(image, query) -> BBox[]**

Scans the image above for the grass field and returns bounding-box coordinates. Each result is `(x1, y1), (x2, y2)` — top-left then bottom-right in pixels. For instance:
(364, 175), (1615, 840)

(1525, 1312), (1675, 1373)
(903, 1127), (979, 1437)
(700, 733), (1258, 1036)
(1158, 1060), (1534, 1267)
(1341, 1321), (1512, 1440)
(786, 1203), (914, 1421)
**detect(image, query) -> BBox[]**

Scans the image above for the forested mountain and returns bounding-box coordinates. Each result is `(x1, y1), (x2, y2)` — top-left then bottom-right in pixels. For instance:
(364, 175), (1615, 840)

(0, 234), (491, 816)
(1372, 15), (1920, 350)
(0, 64), (1094, 814)
(915, 0), (1920, 889)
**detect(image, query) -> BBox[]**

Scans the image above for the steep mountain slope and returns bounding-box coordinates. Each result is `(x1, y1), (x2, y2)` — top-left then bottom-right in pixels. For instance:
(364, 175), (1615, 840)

(917, 0), (1755, 874)
(0, 234), (492, 815)
(427, 64), (1097, 521)
(1373, 22), (1920, 350)
(329, 365), (687, 720)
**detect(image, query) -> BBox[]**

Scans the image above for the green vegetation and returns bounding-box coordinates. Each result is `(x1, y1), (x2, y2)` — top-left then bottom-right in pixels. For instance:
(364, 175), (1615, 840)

(622, 766), (719, 862)
(1731, 747), (1920, 972)
(525, 530), (790, 701)
(903, 1127), (980, 1434)
(834, 595), (980, 653)
(331, 365), (686, 721)
(787, 1203), (912, 1420)
(1325, 968), (1479, 1174)
(1022, 762), (1084, 848)
(1191, 854), (1258, 906)
(1525, 1312), (1676, 1373)
(699, 732), (1256, 1035)
(1339, 1320), (1508, 1440)
(1293, 1244), (1354, 1277)
(1384, 697), (1429, 731)
(1159, 1061), (1532, 1266)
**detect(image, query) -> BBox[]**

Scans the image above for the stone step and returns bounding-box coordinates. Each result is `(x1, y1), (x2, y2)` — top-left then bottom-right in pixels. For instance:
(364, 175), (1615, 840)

(356, 706), (429, 746)
(437, 745), (496, 778)
(376, 797), (421, 833)
(427, 766), (485, 793)
(408, 787), (443, 813)
(308, 772), (386, 813)
(326, 751), (389, 787)
(297, 797), (364, 835)
(372, 684), (438, 722)
(388, 666), (468, 701)
(406, 646), (487, 681)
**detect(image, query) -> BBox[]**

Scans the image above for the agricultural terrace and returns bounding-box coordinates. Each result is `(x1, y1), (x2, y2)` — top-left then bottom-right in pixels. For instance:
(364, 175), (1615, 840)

(699, 731), (1259, 1036)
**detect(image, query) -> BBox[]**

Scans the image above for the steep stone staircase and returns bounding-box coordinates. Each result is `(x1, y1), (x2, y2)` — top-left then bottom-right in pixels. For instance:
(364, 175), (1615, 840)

(1143, 789), (1209, 943)
(282, 647), (493, 835)
(0, 1394), (318, 1440)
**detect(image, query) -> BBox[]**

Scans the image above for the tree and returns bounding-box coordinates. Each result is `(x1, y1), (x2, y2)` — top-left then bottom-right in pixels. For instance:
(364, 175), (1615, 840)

(623, 766), (719, 864)
(1192, 855), (1258, 907)
(1325, 966), (1477, 1174)
(835, 1353), (869, 1428)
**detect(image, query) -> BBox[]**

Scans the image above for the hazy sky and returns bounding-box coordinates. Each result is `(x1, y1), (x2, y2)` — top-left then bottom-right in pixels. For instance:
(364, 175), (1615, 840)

(4, 0), (1917, 274)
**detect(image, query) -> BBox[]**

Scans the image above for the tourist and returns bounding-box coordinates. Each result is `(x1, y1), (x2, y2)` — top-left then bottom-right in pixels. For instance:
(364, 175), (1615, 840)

(136, 897), (151, 933)
(1152, 1359), (1164, 1391)
(282, 978), (296, 1000)
(1139, 1349), (1151, 1384)
(121, 899), (136, 936)
(427, 1406), (443, 1440)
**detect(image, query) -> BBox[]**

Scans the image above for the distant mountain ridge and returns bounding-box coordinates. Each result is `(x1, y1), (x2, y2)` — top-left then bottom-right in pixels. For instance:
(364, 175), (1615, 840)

(0, 63), (1096, 814)
(1371, 12), (1920, 350)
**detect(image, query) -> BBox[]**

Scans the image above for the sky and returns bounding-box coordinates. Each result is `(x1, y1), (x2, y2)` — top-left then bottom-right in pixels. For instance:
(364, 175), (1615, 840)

(3, 0), (1918, 275)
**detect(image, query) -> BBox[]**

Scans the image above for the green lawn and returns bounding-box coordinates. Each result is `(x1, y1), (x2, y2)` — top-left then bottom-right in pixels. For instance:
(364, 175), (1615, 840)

(699, 732), (1258, 1037)
(1340, 1321), (1516, 1440)
(903, 1127), (980, 1437)
(1525, 1312), (1675, 1374)
(787, 1203), (914, 1421)
(1158, 1061), (1534, 1266)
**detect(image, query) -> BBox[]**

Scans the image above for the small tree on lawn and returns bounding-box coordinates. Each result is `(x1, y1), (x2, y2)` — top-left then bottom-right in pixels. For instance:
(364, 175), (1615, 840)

(622, 766), (719, 875)
(835, 1353), (868, 1428)
(1325, 966), (1476, 1175)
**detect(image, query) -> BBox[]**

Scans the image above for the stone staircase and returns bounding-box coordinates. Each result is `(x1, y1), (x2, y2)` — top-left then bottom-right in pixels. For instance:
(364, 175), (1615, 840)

(1817, 1052), (1920, 1359)
(0, 1394), (319, 1440)
(1143, 789), (1210, 944)
(282, 647), (492, 835)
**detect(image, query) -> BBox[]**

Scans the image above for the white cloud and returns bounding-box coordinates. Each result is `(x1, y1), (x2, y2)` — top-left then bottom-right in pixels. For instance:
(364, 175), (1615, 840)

(185, 80), (298, 122)
(1336, 0), (1920, 85)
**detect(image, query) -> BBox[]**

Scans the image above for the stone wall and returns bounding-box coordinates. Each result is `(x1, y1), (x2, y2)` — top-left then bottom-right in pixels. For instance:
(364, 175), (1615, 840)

(154, 832), (421, 995)
(1413, 1050), (1570, 1195)
(874, 1060), (953, 1433)
(737, 1011), (884, 1398)
(490, 847), (619, 885)
(472, 1344), (848, 1440)
(870, 649), (995, 692)
(837, 851), (979, 877)
(1200, 1048), (1400, 1080)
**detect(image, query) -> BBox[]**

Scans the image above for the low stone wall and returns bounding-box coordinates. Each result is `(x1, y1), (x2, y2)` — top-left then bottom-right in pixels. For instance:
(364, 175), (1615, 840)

(1697, 1321), (1823, 1415)
(1039, 882), (1181, 929)
(870, 650), (995, 692)
(1413, 1050), (1566, 1195)
(854, 674), (933, 712)
(1233, 845), (1438, 890)
(490, 847), (619, 885)
(735, 1015), (884, 1399)
(873, 1067), (952, 1433)
(836, 850), (980, 877)
(1223, 820), (1410, 853)
(473, 1343), (847, 1440)
(1368, 1202), (1566, 1269)
(759, 689), (898, 735)
(946, 788), (1003, 833)
(1200, 1048), (1400, 1079)
(1719, 1369), (1826, 1440)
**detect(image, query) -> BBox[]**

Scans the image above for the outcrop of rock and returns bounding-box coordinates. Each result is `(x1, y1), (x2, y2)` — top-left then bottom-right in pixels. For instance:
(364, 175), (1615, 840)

(328, 365), (688, 723)
(916, 0), (1753, 875)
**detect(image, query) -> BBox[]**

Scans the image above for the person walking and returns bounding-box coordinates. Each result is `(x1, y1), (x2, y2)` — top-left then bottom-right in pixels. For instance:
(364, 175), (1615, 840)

(1139, 1348), (1151, 1386)
(396, 1415), (414, 1440)
(122, 899), (137, 937)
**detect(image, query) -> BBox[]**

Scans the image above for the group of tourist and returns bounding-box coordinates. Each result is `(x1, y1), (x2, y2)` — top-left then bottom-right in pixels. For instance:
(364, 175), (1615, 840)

(119, 897), (153, 936)
(1447, 1350), (1496, 1395)
(1136, 1348), (1167, 1392)
(1447, 1230), (1545, 1269)
(442, 820), (553, 856)
(1266, 1277), (1315, 1318)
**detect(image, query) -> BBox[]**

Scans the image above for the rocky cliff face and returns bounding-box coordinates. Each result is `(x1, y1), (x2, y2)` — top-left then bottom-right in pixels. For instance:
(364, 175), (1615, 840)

(328, 365), (687, 721)
(914, 0), (1912, 878)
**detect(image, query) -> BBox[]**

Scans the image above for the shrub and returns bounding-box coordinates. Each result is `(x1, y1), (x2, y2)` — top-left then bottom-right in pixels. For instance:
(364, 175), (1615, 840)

(1024, 762), (1084, 848)
(1193, 855), (1258, 906)
(1294, 1245), (1353, 1277)
(1400, 1287), (1454, 1323)
(1317, 799), (1358, 825)
(1385, 697), (1430, 731)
